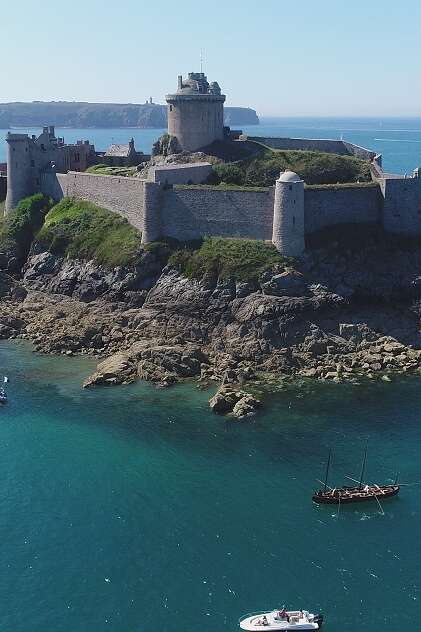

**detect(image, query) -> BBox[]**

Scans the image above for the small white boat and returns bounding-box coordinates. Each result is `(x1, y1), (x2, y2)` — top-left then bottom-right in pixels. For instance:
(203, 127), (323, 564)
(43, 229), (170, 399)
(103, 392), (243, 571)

(0, 387), (7, 405)
(239, 609), (323, 631)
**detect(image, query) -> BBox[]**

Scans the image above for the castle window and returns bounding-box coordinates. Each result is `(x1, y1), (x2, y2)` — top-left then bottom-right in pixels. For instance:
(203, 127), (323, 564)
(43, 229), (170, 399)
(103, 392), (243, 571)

(31, 160), (35, 167)
(12, 147), (15, 152)
(289, 185), (292, 191)
(170, 105), (173, 112)
(74, 153), (80, 163)
(41, 143), (45, 151)
(25, 147), (28, 152)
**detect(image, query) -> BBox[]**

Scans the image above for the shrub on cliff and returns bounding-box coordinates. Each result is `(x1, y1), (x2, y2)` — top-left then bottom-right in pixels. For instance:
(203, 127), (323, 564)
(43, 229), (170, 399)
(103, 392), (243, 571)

(169, 237), (289, 281)
(0, 193), (52, 269)
(37, 198), (143, 268)
(207, 163), (246, 186)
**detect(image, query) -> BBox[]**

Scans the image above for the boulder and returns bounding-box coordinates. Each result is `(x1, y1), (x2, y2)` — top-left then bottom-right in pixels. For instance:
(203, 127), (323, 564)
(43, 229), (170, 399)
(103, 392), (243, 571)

(137, 344), (208, 384)
(261, 269), (307, 297)
(83, 352), (136, 388)
(209, 386), (239, 414)
(209, 384), (261, 417)
(232, 394), (261, 418)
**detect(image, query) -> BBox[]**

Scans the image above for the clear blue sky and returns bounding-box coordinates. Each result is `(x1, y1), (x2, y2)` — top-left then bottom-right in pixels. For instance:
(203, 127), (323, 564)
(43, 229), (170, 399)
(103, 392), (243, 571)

(1, 0), (420, 116)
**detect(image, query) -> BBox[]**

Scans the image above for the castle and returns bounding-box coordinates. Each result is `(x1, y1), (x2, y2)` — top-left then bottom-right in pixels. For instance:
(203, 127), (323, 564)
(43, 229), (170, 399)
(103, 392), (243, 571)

(4, 72), (421, 257)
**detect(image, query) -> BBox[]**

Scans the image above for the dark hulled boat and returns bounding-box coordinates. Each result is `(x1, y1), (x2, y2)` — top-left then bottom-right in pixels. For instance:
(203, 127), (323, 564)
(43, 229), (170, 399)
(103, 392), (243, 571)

(312, 483), (400, 504)
(313, 447), (400, 505)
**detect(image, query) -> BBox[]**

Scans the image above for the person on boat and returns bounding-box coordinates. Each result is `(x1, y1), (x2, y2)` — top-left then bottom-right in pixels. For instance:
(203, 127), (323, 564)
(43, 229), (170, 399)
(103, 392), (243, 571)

(262, 615), (269, 626)
(278, 607), (287, 619)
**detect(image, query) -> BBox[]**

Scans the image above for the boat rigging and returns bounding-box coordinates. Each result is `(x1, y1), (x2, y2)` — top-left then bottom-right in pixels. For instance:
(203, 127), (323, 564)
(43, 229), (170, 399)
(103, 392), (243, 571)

(312, 447), (400, 505)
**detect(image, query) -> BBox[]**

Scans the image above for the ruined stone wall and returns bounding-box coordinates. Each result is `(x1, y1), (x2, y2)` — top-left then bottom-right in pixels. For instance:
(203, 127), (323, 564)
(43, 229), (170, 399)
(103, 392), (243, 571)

(160, 187), (274, 241)
(304, 184), (382, 234)
(381, 177), (421, 235)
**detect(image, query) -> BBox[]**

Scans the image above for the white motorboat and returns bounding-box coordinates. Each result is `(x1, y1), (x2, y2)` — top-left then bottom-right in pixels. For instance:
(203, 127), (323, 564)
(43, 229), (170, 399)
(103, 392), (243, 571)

(239, 609), (323, 631)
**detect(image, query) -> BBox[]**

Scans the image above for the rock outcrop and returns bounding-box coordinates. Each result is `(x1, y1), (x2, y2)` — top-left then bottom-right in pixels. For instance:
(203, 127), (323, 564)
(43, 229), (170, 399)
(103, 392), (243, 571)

(2, 237), (421, 415)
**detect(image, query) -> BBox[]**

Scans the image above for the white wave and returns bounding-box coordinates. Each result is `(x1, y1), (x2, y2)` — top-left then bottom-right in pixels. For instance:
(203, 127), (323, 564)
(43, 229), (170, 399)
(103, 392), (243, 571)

(374, 138), (421, 143)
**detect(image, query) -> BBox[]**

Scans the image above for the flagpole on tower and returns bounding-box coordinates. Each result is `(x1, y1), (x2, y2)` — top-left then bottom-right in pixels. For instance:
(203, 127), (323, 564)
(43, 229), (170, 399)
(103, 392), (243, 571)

(200, 49), (204, 74)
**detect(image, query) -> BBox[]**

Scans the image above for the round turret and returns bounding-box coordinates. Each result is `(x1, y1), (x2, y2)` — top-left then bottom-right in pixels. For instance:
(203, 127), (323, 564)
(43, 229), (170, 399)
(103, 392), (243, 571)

(166, 73), (226, 152)
(272, 171), (305, 256)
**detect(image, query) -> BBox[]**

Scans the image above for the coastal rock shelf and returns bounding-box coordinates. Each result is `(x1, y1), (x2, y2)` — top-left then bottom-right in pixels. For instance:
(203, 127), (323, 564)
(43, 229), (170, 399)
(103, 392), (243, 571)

(3, 227), (421, 415)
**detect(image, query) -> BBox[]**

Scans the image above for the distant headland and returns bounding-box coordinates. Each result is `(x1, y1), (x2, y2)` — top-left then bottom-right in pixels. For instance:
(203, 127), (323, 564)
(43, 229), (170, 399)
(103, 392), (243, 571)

(0, 100), (259, 129)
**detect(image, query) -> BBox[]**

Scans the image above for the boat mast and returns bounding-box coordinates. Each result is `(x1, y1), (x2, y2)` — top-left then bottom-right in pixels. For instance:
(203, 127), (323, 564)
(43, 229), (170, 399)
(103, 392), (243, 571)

(324, 449), (332, 491)
(358, 445), (368, 490)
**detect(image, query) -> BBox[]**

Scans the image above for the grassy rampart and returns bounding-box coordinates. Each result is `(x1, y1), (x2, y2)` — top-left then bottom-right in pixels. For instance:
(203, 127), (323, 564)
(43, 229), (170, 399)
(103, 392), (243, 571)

(37, 198), (143, 268)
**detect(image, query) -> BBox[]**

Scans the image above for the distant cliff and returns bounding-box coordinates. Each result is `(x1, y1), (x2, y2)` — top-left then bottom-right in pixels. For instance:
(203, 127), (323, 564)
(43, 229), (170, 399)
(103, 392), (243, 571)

(0, 102), (259, 129)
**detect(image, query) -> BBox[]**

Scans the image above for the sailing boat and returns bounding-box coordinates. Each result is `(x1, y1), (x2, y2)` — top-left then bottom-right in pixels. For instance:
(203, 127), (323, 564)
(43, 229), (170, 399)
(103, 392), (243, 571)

(312, 447), (400, 505)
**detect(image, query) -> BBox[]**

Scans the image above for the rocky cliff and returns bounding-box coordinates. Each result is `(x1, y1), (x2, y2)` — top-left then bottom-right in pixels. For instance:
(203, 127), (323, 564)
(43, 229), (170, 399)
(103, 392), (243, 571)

(0, 102), (259, 129)
(2, 232), (421, 417)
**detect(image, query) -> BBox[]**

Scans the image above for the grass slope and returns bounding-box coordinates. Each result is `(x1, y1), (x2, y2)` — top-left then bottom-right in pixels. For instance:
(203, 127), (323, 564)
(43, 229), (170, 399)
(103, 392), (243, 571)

(209, 148), (372, 187)
(37, 198), (143, 268)
(169, 237), (289, 282)
(85, 164), (138, 177)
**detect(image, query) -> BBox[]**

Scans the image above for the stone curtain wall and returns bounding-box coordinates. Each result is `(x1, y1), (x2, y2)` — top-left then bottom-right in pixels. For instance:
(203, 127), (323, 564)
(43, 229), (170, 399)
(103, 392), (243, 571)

(382, 177), (421, 235)
(342, 141), (377, 162)
(244, 137), (376, 161)
(52, 172), (146, 232)
(38, 171), (421, 250)
(149, 163), (212, 186)
(40, 172), (67, 202)
(160, 187), (274, 241)
(304, 185), (382, 234)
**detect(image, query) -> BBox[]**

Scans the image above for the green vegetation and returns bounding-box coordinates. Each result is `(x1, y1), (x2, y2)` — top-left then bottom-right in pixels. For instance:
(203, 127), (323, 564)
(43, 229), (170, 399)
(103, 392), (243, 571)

(305, 181), (378, 190)
(0, 194), (52, 264)
(208, 147), (372, 187)
(37, 198), (143, 268)
(168, 237), (289, 282)
(175, 183), (268, 192)
(85, 164), (138, 177)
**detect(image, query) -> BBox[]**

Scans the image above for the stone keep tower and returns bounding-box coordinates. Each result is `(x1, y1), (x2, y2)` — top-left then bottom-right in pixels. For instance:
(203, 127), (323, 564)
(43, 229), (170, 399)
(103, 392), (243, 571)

(166, 72), (226, 152)
(272, 171), (305, 256)
(5, 133), (36, 212)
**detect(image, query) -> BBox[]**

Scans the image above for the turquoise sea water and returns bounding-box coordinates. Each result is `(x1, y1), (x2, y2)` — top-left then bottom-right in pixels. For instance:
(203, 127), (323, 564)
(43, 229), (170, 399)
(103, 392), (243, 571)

(2, 117), (421, 174)
(0, 340), (420, 631)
